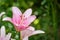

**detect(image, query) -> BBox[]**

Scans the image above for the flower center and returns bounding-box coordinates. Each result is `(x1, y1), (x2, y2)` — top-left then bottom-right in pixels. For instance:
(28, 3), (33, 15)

(20, 15), (25, 25)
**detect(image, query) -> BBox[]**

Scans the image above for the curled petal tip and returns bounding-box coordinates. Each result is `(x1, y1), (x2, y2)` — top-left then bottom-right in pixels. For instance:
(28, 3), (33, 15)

(1, 25), (5, 27)
(0, 12), (5, 17)
(1, 26), (5, 30)
(2, 17), (12, 22)
(40, 31), (45, 33)
(1, 12), (5, 14)
(36, 30), (45, 33)
(38, 30), (45, 33)
(12, 6), (17, 9)
(2, 17), (7, 21)
(8, 33), (12, 36)
(2, 18), (5, 21)
(28, 8), (32, 11)
(31, 30), (45, 36)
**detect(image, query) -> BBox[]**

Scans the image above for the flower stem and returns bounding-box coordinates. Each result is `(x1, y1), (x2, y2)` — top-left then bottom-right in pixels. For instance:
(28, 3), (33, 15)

(20, 31), (22, 40)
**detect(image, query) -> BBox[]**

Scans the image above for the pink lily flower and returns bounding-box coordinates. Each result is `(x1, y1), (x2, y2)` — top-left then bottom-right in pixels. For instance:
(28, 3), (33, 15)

(21, 26), (45, 40)
(0, 12), (5, 18)
(3, 7), (36, 31)
(0, 26), (11, 40)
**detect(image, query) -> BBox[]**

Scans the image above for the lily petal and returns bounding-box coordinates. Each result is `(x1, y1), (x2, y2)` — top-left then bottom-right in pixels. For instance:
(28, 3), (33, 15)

(0, 12), (5, 17)
(23, 36), (28, 40)
(24, 15), (36, 26)
(12, 7), (22, 24)
(23, 8), (32, 18)
(1, 26), (5, 37)
(31, 30), (45, 36)
(27, 26), (35, 31)
(12, 7), (22, 16)
(3, 17), (12, 23)
(6, 33), (11, 40)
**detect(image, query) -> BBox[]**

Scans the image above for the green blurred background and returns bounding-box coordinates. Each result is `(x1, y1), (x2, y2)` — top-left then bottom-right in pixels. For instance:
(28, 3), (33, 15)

(0, 0), (60, 40)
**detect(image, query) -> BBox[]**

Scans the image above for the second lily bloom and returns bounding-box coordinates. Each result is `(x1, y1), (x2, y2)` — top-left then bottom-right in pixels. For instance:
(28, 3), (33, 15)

(21, 26), (45, 40)
(0, 26), (11, 40)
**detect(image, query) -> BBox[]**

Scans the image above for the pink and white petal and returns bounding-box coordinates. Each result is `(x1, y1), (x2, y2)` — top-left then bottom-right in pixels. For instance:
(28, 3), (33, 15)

(12, 14), (21, 24)
(27, 26), (35, 31)
(12, 7), (22, 16)
(21, 26), (35, 39)
(23, 15), (36, 26)
(3, 17), (12, 23)
(23, 8), (32, 18)
(1, 26), (5, 37)
(30, 30), (45, 36)
(6, 33), (11, 40)
(0, 12), (5, 17)
(12, 7), (22, 24)
(23, 36), (28, 40)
